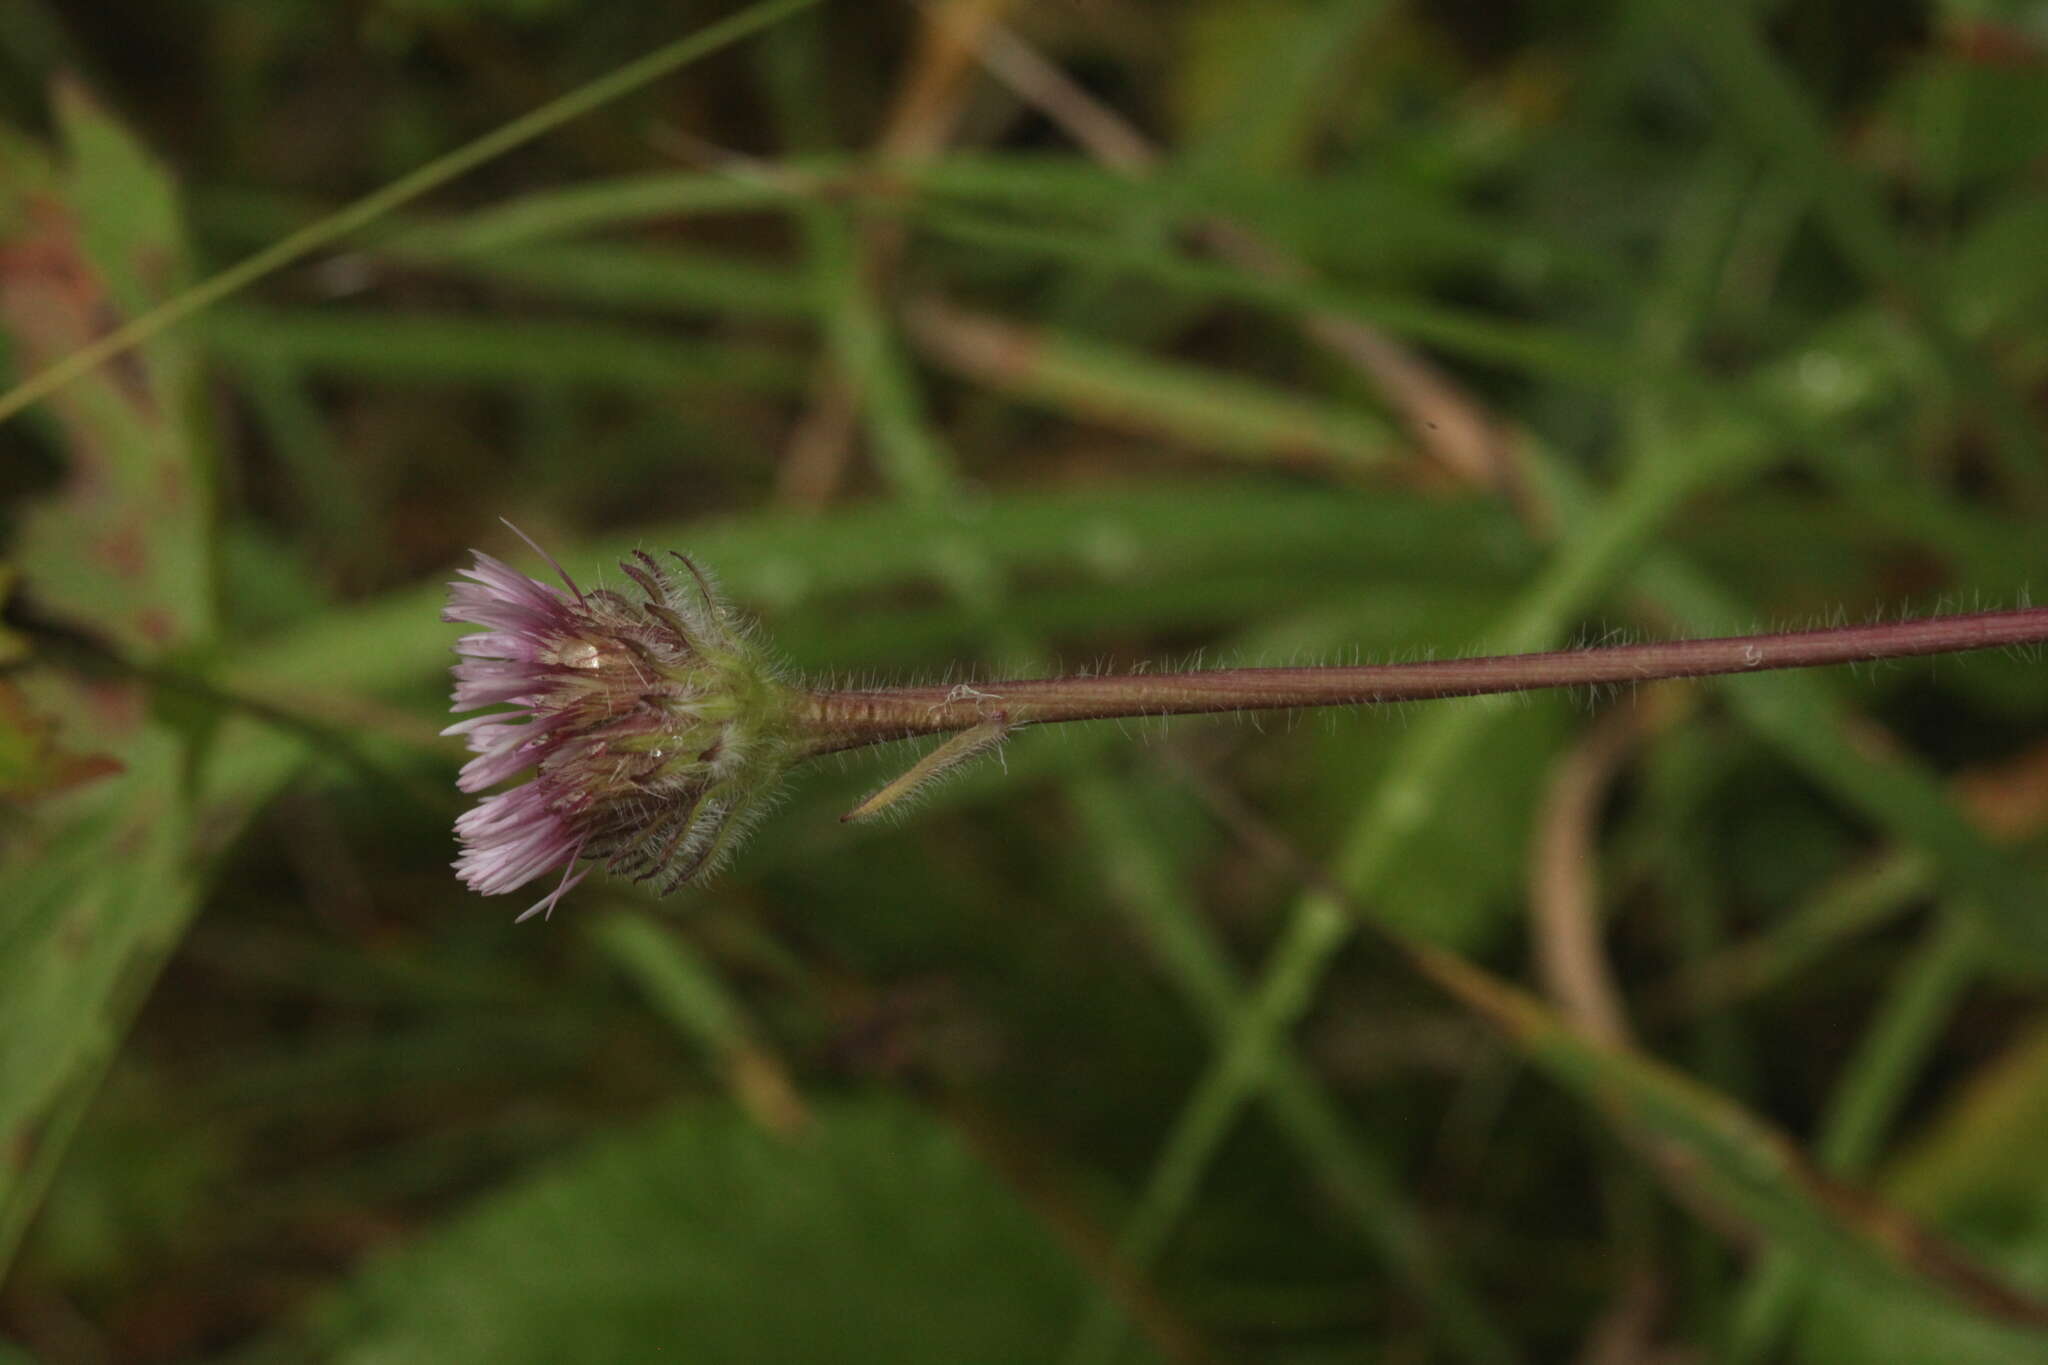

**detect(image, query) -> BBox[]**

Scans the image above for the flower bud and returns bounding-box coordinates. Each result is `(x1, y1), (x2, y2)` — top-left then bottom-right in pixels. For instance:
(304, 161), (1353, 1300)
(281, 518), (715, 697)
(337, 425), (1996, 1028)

(444, 535), (801, 921)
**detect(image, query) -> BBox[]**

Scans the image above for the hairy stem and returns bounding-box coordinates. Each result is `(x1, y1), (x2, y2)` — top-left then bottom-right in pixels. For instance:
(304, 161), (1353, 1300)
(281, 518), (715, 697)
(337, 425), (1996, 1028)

(803, 605), (2048, 753)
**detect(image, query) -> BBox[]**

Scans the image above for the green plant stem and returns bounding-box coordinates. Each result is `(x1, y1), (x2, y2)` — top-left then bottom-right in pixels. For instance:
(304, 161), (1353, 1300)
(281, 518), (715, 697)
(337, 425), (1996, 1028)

(1655, 853), (1931, 1019)
(0, 0), (820, 426)
(1066, 778), (1521, 1365)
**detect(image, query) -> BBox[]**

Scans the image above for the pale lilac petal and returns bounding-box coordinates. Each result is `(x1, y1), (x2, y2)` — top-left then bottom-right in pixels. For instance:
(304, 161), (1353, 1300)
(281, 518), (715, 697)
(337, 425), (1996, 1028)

(451, 712), (568, 792)
(453, 789), (578, 893)
(441, 713), (519, 746)
(462, 552), (565, 607)
(455, 631), (543, 661)
(443, 562), (570, 632)
(450, 682), (539, 712)
(444, 543), (640, 921)
(451, 660), (543, 691)
(442, 598), (554, 636)
(456, 745), (538, 793)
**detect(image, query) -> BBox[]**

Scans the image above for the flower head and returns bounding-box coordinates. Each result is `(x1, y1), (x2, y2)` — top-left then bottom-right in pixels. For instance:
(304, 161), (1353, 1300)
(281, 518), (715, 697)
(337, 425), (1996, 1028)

(444, 530), (801, 921)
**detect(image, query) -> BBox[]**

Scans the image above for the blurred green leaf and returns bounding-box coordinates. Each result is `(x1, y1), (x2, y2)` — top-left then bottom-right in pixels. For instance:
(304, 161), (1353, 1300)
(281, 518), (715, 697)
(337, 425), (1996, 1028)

(1781, 1016), (2048, 1361)
(391, 238), (815, 319)
(0, 680), (123, 800)
(1885, 49), (2048, 195)
(379, 168), (835, 251)
(1785, 1015), (2048, 1363)
(1949, 194), (2048, 335)
(1887, 1021), (2048, 1219)
(1170, 0), (1385, 177)
(1368, 695), (1568, 950)
(911, 204), (1673, 396)
(0, 735), (197, 1265)
(1652, 0), (2045, 481)
(0, 80), (218, 1272)
(225, 479), (1532, 699)
(202, 306), (804, 394)
(592, 911), (809, 1136)
(2, 79), (210, 657)
(0, 85), (320, 1284)
(1795, 1276), (2048, 1365)
(276, 1099), (1148, 1365)
(905, 300), (1399, 472)
(0, 567), (23, 667)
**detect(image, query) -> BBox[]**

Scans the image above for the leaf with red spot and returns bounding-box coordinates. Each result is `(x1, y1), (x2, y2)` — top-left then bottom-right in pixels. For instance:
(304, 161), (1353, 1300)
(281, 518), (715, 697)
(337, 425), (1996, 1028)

(1, 76), (211, 663)
(0, 680), (124, 801)
(0, 83), (232, 1276)
(0, 564), (26, 667)
(0, 566), (120, 800)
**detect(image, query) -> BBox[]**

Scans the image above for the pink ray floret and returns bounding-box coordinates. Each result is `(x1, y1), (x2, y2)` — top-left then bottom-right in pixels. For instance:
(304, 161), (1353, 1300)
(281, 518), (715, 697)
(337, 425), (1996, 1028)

(441, 548), (589, 920)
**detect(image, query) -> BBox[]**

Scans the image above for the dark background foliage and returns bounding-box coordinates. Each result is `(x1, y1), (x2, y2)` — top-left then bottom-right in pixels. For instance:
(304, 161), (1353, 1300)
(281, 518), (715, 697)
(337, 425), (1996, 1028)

(3, 0), (2047, 1361)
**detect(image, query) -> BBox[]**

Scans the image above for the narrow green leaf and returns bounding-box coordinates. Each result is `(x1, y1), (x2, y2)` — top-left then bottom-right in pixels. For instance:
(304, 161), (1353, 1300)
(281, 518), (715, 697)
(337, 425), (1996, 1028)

(224, 480), (1531, 700)
(1411, 942), (2048, 1358)
(1652, 0), (2045, 481)
(0, 0), (825, 425)
(391, 238), (815, 319)
(201, 306), (804, 394)
(1639, 558), (2048, 963)
(907, 301), (1398, 471)
(911, 204), (1676, 396)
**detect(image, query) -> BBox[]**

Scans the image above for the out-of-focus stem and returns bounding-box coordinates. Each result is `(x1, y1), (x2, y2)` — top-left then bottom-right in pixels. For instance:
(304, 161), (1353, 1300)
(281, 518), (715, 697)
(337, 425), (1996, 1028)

(803, 606), (2048, 753)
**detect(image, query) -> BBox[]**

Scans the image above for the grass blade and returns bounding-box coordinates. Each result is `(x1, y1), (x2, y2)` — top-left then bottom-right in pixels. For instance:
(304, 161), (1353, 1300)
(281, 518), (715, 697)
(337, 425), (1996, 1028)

(0, 0), (823, 425)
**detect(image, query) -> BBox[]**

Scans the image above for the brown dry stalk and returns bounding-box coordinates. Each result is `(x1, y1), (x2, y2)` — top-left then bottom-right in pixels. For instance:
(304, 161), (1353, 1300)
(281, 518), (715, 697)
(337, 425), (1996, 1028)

(1176, 759), (2048, 1334)
(774, 0), (1016, 508)
(953, 9), (1529, 502)
(1530, 703), (1657, 1047)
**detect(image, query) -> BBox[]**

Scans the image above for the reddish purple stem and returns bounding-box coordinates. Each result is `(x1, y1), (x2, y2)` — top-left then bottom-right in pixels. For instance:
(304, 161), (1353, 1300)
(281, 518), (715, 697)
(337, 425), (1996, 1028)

(802, 606), (2048, 753)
